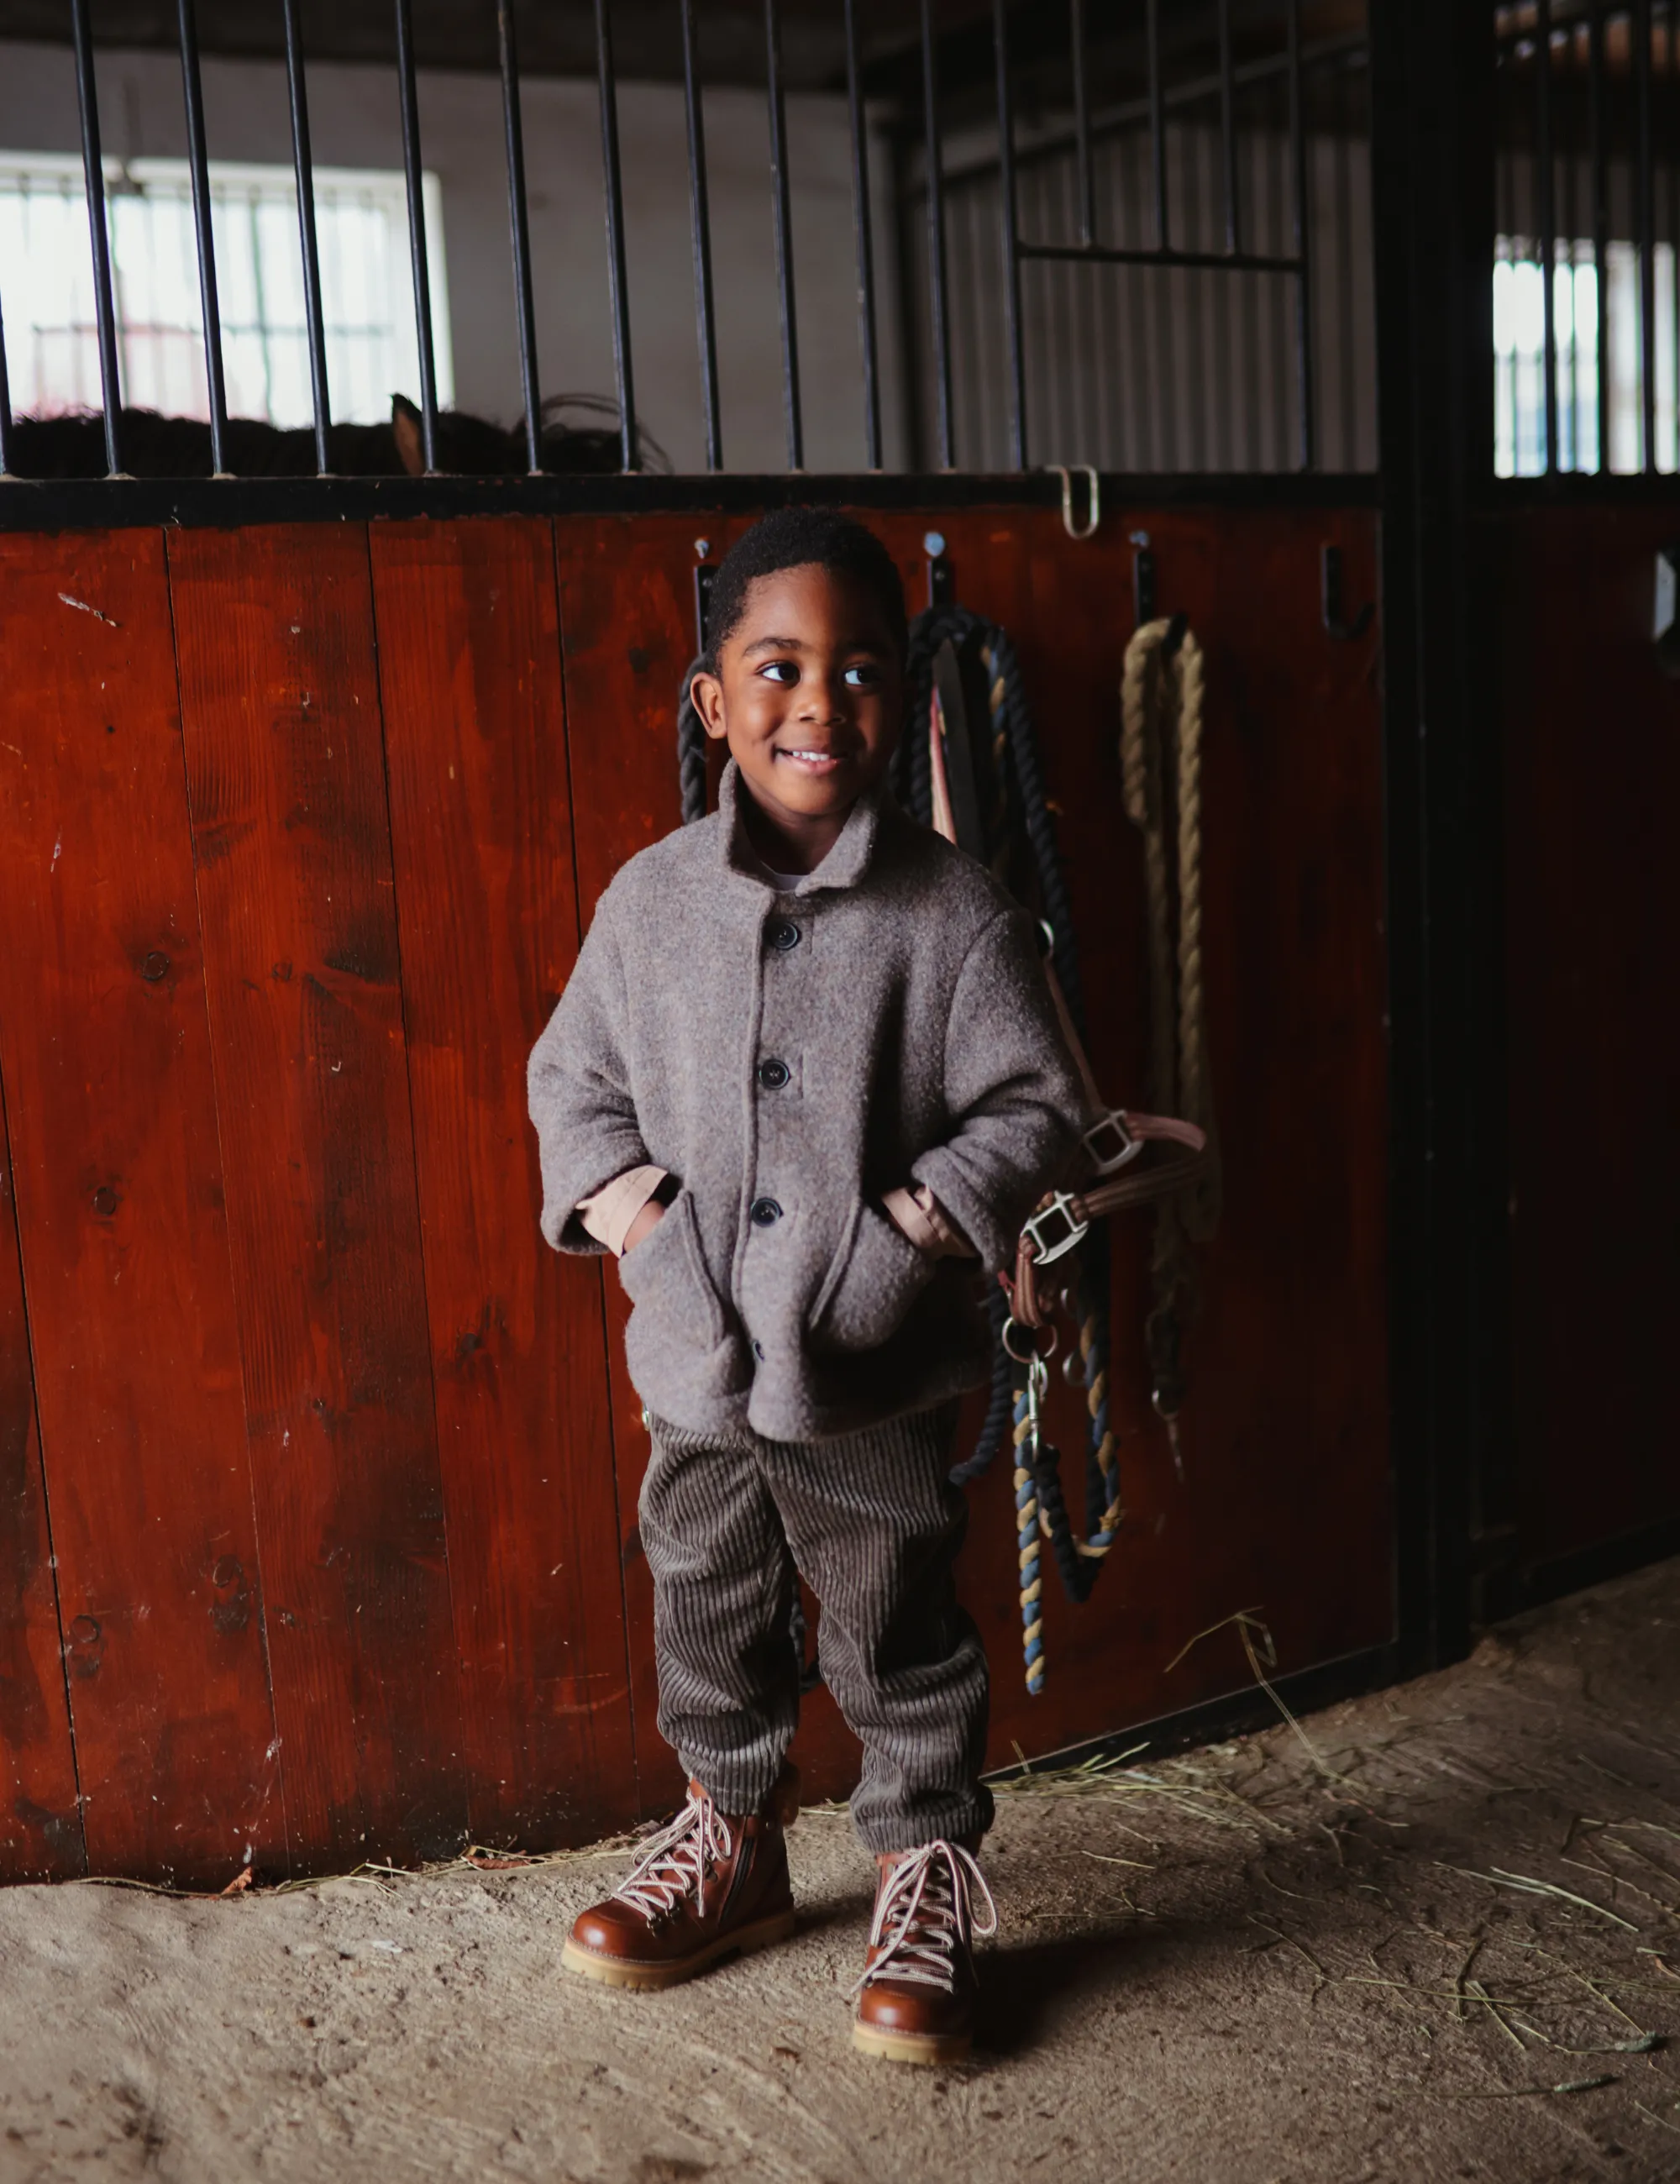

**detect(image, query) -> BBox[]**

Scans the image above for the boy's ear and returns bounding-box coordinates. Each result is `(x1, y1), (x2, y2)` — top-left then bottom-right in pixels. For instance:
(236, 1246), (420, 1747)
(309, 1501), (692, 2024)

(690, 668), (727, 742)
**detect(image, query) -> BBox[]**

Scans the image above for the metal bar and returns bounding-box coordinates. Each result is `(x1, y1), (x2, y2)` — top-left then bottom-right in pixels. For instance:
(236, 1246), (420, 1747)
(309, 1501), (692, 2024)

(281, 0), (331, 471)
(0, 286), (13, 475)
(1218, 0), (1238, 254)
(1672, 0), (1679, 475)
(1589, 0), (1608, 470)
(1147, 0), (1168, 249)
(1018, 239), (1300, 273)
(392, 0), (438, 473)
(1536, 0), (1557, 474)
(1287, 0), (1314, 468)
(176, 0), (229, 475)
(843, 0), (882, 470)
(69, 0), (123, 475)
(764, 0), (803, 469)
(679, 0), (722, 471)
(498, 0), (542, 473)
(1070, 0), (1095, 249)
(994, 0), (1026, 469)
(920, 0), (954, 466)
(1636, 0), (1656, 471)
(593, 0), (638, 470)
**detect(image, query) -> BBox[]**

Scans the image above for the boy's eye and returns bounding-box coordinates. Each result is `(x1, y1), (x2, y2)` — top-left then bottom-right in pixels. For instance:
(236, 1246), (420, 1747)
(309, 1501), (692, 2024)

(843, 664), (881, 689)
(758, 660), (800, 684)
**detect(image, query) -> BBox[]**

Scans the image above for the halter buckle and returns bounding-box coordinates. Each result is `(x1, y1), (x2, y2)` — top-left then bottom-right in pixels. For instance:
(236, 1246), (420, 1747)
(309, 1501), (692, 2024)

(1083, 1108), (1143, 1176)
(1023, 1190), (1088, 1268)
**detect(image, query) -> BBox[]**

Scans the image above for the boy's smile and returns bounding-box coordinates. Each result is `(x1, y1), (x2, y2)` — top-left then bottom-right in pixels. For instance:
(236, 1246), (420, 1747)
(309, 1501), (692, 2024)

(690, 563), (902, 873)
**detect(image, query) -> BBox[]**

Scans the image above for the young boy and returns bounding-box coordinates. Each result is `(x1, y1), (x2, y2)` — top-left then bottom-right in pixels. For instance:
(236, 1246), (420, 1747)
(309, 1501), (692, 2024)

(528, 508), (1084, 2063)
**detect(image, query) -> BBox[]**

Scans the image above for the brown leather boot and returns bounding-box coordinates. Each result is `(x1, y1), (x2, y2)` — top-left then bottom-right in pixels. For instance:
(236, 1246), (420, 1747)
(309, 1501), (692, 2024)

(852, 1840), (997, 2064)
(561, 1769), (799, 1992)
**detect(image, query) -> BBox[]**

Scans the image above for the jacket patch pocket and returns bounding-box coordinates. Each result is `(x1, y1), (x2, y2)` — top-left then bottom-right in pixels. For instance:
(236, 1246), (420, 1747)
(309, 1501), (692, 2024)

(809, 1196), (936, 1354)
(617, 1190), (727, 1352)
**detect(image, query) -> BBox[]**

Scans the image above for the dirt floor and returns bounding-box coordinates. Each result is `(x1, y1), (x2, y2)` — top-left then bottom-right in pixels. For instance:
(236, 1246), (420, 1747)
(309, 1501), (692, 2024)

(7, 1563), (1680, 2184)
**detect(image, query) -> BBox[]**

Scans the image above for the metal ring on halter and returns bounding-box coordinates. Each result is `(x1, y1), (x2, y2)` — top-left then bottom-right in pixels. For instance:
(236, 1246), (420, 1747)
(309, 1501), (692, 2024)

(1001, 1315), (1059, 1365)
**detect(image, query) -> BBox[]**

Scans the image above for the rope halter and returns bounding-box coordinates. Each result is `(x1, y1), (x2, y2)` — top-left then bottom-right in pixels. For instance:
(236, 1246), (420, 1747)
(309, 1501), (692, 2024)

(850, 1840), (998, 1996)
(612, 1784), (734, 1927)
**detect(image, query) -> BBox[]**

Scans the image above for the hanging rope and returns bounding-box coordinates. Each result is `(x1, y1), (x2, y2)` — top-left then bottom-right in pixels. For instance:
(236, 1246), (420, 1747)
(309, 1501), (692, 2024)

(1120, 619), (1222, 1476)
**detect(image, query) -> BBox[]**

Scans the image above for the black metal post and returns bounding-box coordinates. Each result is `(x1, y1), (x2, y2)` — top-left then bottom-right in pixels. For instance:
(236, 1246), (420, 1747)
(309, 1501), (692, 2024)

(1147, 0), (1168, 250)
(680, 0), (722, 472)
(1636, 0), (1656, 472)
(593, 0), (638, 470)
(1287, 0), (1315, 469)
(1589, 0), (1608, 471)
(993, 0), (1026, 470)
(843, 0), (882, 470)
(69, 0), (124, 475)
(1218, 0), (1238, 255)
(1536, 0), (1557, 474)
(498, 0), (542, 473)
(1368, 0), (1499, 1674)
(393, 0), (439, 472)
(920, 0), (954, 466)
(0, 288), (12, 475)
(176, 0), (229, 475)
(764, 0), (803, 469)
(281, 0), (331, 472)
(1070, 0), (1095, 249)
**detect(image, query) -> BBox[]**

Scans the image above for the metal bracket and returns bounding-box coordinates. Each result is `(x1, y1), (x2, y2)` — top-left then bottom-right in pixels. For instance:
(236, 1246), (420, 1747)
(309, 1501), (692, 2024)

(924, 528), (953, 609)
(1320, 543), (1374, 643)
(1083, 1108), (1144, 1176)
(1131, 530), (1155, 623)
(1044, 465), (1100, 540)
(693, 539), (716, 655)
(1023, 1190), (1089, 1268)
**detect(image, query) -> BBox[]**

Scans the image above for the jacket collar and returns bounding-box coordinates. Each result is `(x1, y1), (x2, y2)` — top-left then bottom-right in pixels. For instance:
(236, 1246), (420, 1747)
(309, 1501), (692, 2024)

(717, 759), (885, 894)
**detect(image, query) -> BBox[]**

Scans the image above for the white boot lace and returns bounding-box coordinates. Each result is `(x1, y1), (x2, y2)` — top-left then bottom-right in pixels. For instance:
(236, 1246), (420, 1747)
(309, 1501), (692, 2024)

(851, 1840), (998, 1995)
(612, 1788), (734, 1926)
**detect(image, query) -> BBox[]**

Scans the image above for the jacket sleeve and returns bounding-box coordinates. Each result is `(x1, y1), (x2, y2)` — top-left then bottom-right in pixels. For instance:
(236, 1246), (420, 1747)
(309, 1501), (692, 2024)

(527, 896), (654, 1255)
(909, 905), (1088, 1272)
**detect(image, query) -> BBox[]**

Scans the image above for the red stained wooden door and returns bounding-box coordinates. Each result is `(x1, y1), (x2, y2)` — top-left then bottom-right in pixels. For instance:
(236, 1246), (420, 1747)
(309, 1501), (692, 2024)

(0, 533), (281, 1884)
(369, 517), (636, 1845)
(1497, 508), (1680, 1586)
(168, 525), (468, 1872)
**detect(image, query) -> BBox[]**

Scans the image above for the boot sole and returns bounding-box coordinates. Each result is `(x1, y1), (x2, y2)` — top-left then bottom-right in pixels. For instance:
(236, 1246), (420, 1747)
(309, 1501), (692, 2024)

(852, 2019), (973, 2066)
(560, 1909), (795, 1992)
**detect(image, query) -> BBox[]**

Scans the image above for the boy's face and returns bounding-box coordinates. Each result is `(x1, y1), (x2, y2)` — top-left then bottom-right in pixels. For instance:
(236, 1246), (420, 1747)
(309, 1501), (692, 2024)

(691, 563), (902, 862)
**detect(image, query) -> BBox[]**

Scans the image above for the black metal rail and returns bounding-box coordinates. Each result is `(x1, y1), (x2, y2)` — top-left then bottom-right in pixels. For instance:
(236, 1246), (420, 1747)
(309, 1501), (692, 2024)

(0, 0), (1373, 489)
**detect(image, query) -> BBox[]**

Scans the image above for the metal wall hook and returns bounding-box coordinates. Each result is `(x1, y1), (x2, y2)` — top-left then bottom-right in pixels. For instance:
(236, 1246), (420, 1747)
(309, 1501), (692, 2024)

(1320, 543), (1374, 643)
(692, 536), (716, 654)
(1131, 529), (1155, 623)
(1044, 465), (1100, 540)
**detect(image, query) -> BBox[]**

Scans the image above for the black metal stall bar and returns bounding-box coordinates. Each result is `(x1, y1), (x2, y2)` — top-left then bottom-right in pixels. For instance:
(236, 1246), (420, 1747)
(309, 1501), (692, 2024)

(0, 290), (12, 475)
(993, 0), (1027, 470)
(594, 0), (638, 470)
(1535, 0), (1557, 474)
(1288, 0), (1315, 469)
(920, 0), (955, 467)
(69, 0), (125, 475)
(281, 0), (332, 472)
(1147, 0), (1168, 248)
(680, 0), (722, 472)
(1219, 0), (1240, 254)
(843, 0), (884, 470)
(176, 0), (229, 475)
(498, 0), (543, 474)
(1070, 0), (1096, 249)
(393, 0), (440, 473)
(764, 0), (804, 470)
(1635, 0), (1656, 471)
(1589, 0), (1609, 469)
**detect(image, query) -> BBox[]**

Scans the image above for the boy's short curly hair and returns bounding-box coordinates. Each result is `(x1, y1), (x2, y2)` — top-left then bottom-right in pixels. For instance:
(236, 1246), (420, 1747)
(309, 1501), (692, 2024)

(702, 507), (908, 664)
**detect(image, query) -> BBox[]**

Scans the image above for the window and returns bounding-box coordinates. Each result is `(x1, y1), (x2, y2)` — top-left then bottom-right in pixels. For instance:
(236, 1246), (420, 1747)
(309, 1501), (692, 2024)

(0, 151), (452, 429)
(1494, 234), (1677, 476)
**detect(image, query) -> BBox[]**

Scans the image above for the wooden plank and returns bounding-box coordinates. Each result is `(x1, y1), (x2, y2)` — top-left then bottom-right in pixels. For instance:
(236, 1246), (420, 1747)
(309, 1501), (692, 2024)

(557, 512), (741, 1815)
(369, 517), (637, 1846)
(0, 1102), (83, 1882)
(1500, 507), (1680, 1573)
(0, 531), (281, 1885)
(168, 523), (468, 1872)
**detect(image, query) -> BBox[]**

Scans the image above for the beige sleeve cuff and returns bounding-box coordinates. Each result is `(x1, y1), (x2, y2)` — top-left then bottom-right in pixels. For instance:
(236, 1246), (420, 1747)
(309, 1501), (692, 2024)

(881, 1182), (974, 1259)
(576, 1165), (669, 1257)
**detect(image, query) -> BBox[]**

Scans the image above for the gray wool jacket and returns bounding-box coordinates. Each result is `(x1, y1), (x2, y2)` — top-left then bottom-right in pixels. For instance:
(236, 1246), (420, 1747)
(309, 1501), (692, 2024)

(528, 761), (1086, 1442)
